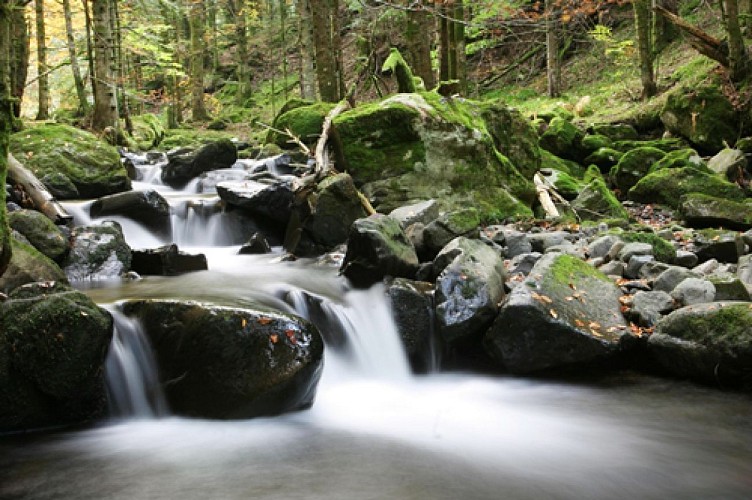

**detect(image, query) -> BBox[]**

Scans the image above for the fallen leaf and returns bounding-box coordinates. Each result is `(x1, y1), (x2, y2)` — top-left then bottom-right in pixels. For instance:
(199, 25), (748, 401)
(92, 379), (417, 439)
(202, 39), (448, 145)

(258, 317), (272, 325)
(270, 334), (278, 344)
(549, 309), (558, 319)
(241, 318), (247, 328)
(575, 319), (585, 327)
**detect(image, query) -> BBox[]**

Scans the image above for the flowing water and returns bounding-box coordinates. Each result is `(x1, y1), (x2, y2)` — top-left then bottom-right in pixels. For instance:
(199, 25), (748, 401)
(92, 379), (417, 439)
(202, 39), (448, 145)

(1, 155), (752, 499)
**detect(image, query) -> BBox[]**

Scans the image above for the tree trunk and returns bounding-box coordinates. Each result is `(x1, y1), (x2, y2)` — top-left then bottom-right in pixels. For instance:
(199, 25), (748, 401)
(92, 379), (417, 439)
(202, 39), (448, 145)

(310, 0), (340, 102)
(405, 0), (434, 89)
(653, 0), (678, 52)
(9, 4), (28, 120)
(0, 0), (14, 275)
(438, 5), (449, 81)
(229, 0), (252, 104)
(34, 0), (50, 120)
(91, 0), (119, 132)
(653, 6), (729, 67)
(545, 0), (561, 97)
(453, 1), (466, 93)
(725, 0), (748, 81)
(634, 0), (656, 99)
(279, 0), (289, 102)
(296, 0), (316, 100)
(189, 0), (209, 121)
(63, 0), (89, 115)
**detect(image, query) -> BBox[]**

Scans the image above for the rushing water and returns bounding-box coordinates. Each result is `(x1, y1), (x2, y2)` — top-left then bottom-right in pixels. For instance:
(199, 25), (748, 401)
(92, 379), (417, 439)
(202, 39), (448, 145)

(1, 155), (752, 499)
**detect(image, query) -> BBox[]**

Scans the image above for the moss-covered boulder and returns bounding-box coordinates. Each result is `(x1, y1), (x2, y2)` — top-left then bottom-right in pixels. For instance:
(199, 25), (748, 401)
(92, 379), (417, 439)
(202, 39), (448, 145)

(707, 148), (747, 181)
(129, 113), (165, 150)
(679, 193), (752, 230)
(539, 117), (587, 162)
(0, 282), (112, 432)
(9, 123), (131, 199)
(0, 238), (68, 294)
(8, 209), (68, 262)
(278, 93), (538, 221)
(590, 123), (639, 141)
(572, 177), (629, 221)
(628, 166), (744, 208)
(423, 208), (481, 257)
(616, 231), (677, 263)
(610, 146), (666, 194)
(121, 299), (324, 419)
(648, 302), (752, 388)
(581, 134), (613, 152)
(584, 147), (623, 173)
(267, 101), (336, 148)
(660, 85), (739, 153)
(484, 253), (632, 374)
(649, 148), (705, 172)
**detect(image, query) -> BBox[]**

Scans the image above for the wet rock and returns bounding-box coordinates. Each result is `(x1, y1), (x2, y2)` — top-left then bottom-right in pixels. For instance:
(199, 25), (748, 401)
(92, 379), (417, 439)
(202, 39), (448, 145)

(423, 208), (481, 257)
(386, 278), (436, 371)
(239, 233), (272, 254)
(340, 214), (420, 288)
(0, 283), (112, 432)
(162, 139), (238, 188)
(0, 238), (68, 294)
(216, 177), (294, 224)
(63, 222), (132, 281)
(389, 199), (440, 228)
(90, 189), (172, 238)
(485, 253), (631, 374)
(670, 277), (716, 306)
(121, 299), (324, 419)
(649, 302), (752, 387)
(8, 209), (68, 262)
(629, 290), (675, 327)
(130, 244), (208, 276)
(433, 237), (505, 344)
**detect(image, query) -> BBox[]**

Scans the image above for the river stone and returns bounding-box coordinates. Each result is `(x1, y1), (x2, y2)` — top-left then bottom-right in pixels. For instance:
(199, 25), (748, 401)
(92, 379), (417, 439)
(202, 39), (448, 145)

(629, 290), (675, 327)
(617, 242), (654, 263)
(653, 266), (701, 293)
(501, 229), (532, 258)
(708, 274), (751, 301)
(386, 278), (435, 371)
(484, 253), (631, 374)
(670, 277), (716, 306)
(688, 229), (745, 263)
(423, 208), (481, 257)
(707, 148), (747, 181)
(587, 235), (620, 261)
(130, 244), (208, 276)
(121, 299), (324, 419)
(90, 189), (172, 238)
(0, 238), (68, 294)
(216, 177), (294, 224)
(389, 199), (440, 228)
(340, 214), (420, 288)
(0, 282), (112, 432)
(239, 233), (272, 254)
(8, 209), (68, 262)
(162, 139), (238, 188)
(610, 147), (666, 194)
(63, 222), (132, 281)
(648, 302), (752, 388)
(434, 237), (505, 344)
(679, 193), (752, 231)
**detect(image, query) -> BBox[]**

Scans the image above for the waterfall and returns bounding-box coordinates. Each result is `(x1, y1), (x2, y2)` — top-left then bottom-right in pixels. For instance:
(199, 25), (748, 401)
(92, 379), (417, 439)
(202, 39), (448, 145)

(104, 307), (168, 418)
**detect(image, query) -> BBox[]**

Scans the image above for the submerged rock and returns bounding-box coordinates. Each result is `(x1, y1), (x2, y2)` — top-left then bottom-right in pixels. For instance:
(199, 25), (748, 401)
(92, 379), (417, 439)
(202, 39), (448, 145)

(90, 189), (172, 238)
(130, 244), (208, 276)
(63, 222), (132, 281)
(0, 282), (113, 432)
(121, 299), (324, 419)
(162, 139), (238, 188)
(484, 253), (631, 374)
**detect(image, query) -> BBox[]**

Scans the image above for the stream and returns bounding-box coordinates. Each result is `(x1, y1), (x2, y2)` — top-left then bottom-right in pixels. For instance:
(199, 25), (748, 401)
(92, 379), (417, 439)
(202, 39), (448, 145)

(1, 154), (752, 499)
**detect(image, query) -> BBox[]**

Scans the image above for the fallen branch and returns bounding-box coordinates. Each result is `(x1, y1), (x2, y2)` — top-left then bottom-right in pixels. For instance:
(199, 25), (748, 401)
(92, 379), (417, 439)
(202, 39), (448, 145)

(653, 6), (729, 67)
(534, 172), (560, 218)
(7, 154), (73, 225)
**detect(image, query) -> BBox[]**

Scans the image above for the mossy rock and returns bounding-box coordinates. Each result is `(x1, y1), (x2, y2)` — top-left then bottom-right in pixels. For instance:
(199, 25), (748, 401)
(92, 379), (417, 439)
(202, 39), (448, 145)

(679, 193), (752, 230)
(584, 147), (624, 173)
(590, 123), (639, 141)
(660, 84), (739, 153)
(609, 146), (666, 193)
(479, 99), (541, 180)
(8, 209), (68, 262)
(628, 166), (744, 208)
(612, 138), (687, 153)
(540, 148), (588, 177)
(9, 123), (131, 199)
(581, 134), (613, 153)
(159, 128), (236, 150)
(539, 117), (587, 162)
(571, 177), (629, 222)
(617, 231), (677, 263)
(649, 148), (705, 173)
(129, 113), (165, 150)
(735, 136), (752, 154)
(0, 239), (68, 294)
(539, 169), (583, 200)
(267, 101), (336, 148)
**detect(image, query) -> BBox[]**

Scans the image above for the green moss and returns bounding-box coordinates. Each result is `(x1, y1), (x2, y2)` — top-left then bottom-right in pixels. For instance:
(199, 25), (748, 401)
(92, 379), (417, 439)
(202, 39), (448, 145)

(129, 113), (165, 150)
(267, 101), (336, 148)
(617, 231), (676, 262)
(590, 123), (638, 141)
(9, 123), (130, 199)
(612, 138), (687, 153)
(156, 128), (236, 150)
(539, 117), (586, 162)
(609, 146), (666, 193)
(628, 166), (744, 208)
(546, 253), (612, 287)
(572, 177), (629, 221)
(581, 134), (613, 152)
(678, 303), (752, 345)
(381, 48), (416, 93)
(540, 149), (587, 177)
(648, 148), (705, 173)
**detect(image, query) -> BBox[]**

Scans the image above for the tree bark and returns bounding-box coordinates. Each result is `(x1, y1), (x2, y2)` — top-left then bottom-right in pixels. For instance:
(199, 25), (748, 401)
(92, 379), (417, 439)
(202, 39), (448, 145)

(7, 154), (72, 225)
(0, 0), (14, 275)
(63, 0), (89, 115)
(91, 0), (119, 132)
(634, 0), (656, 99)
(545, 0), (561, 98)
(724, 0), (748, 81)
(310, 0), (341, 102)
(189, 0), (209, 121)
(34, 0), (50, 120)
(296, 0), (316, 100)
(653, 6), (729, 67)
(405, 0), (434, 89)
(9, 3), (28, 120)
(228, 0), (252, 103)
(452, 1), (466, 93)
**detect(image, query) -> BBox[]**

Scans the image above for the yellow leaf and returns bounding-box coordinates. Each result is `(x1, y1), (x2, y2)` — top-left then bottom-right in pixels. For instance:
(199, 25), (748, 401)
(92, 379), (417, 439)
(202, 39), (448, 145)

(549, 309), (558, 319)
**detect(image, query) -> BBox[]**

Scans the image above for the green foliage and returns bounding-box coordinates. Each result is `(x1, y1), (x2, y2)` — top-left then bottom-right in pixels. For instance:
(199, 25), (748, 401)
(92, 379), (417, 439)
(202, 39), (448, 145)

(588, 25), (634, 62)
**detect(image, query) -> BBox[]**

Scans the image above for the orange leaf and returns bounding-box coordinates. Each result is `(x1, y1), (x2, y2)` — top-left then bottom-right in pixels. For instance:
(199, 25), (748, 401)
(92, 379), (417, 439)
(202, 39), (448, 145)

(270, 334), (278, 344)
(258, 317), (272, 325)
(575, 319), (585, 327)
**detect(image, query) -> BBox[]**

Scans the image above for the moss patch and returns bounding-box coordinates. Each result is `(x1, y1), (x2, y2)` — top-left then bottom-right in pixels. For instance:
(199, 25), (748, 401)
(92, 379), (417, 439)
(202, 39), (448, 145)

(628, 166), (744, 208)
(618, 231), (677, 262)
(268, 101), (336, 148)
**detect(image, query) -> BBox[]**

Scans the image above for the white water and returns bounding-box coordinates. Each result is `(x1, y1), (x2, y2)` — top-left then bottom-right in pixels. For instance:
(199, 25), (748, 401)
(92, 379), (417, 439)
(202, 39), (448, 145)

(5, 154), (752, 499)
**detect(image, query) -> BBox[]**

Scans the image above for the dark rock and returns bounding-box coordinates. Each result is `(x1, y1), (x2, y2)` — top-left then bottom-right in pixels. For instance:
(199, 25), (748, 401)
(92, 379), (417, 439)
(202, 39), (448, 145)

(485, 253), (631, 374)
(121, 299), (324, 419)
(340, 214), (420, 288)
(679, 193), (752, 231)
(502, 229), (532, 258)
(90, 189), (172, 238)
(0, 239), (68, 294)
(689, 229), (745, 263)
(648, 302), (752, 387)
(386, 278), (436, 371)
(162, 139), (238, 188)
(239, 233), (272, 254)
(131, 244), (208, 276)
(216, 177), (294, 224)
(625, 254), (655, 279)
(423, 208), (481, 257)
(0, 283), (112, 432)
(63, 222), (132, 281)
(539, 117), (587, 162)
(40, 172), (79, 199)
(708, 274), (751, 301)
(629, 290), (675, 327)
(610, 147), (666, 194)
(8, 209), (68, 262)
(434, 237), (506, 344)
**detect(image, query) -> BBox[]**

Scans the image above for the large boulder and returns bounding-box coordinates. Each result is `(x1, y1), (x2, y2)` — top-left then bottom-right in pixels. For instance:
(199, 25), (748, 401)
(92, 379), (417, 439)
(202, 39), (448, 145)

(0, 238), (68, 294)
(130, 244), (208, 276)
(386, 278), (436, 371)
(648, 302), (752, 388)
(423, 208), (481, 257)
(121, 299), (324, 419)
(539, 117), (587, 163)
(679, 193), (752, 230)
(628, 166), (744, 208)
(340, 214), (419, 288)
(433, 237), (506, 345)
(276, 93), (537, 220)
(90, 189), (172, 238)
(266, 101), (335, 148)
(216, 177), (294, 224)
(0, 282), (113, 432)
(162, 139), (238, 188)
(8, 209), (68, 262)
(660, 85), (739, 153)
(484, 253), (632, 373)
(609, 146), (666, 194)
(571, 177), (628, 221)
(63, 222), (132, 281)
(9, 123), (131, 199)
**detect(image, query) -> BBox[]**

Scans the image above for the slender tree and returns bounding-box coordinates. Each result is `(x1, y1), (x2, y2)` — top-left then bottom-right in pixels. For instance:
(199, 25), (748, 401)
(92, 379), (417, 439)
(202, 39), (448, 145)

(310, 0), (341, 102)
(63, 0), (89, 115)
(189, 0), (209, 120)
(296, 0), (316, 100)
(34, 0), (50, 119)
(9, 2), (29, 120)
(633, 0), (656, 99)
(405, 0), (434, 90)
(228, 0), (253, 103)
(91, 0), (119, 132)
(545, 0), (561, 97)
(724, 0), (748, 81)
(0, 0), (14, 274)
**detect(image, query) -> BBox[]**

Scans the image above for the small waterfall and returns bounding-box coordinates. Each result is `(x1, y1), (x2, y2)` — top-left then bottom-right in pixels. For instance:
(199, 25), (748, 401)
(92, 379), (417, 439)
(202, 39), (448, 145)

(105, 307), (168, 418)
